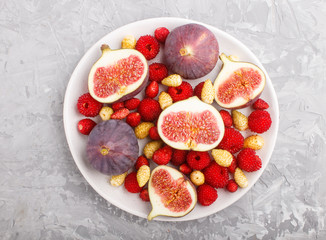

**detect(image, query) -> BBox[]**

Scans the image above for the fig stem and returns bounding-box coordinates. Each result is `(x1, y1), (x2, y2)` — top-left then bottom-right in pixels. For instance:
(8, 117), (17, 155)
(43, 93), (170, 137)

(100, 146), (110, 156)
(101, 44), (111, 52)
(219, 53), (230, 63)
(179, 48), (190, 56)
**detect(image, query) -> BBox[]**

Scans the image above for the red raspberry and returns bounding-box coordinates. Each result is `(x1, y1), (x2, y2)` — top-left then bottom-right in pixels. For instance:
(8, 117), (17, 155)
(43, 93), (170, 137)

(227, 155), (237, 174)
(149, 63), (168, 83)
(194, 82), (205, 100)
(179, 163), (192, 175)
(124, 98), (140, 110)
(149, 126), (160, 140)
(219, 110), (233, 128)
(77, 93), (103, 117)
(237, 148), (262, 172)
(217, 128), (244, 154)
(111, 101), (124, 111)
(77, 119), (96, 135)
(152, 146), (173, 165)
(248, 110), (272, 133)
(186, 151), (211, 170)
(203, 162), (229, 188)
(197, 184), (218, 206)
(124, 172), (142, 193)
(139, 188), (150, 202)
(171, 149), (188, 166)
(226, 179), (238, 193)
(135, 35), (160, 60)
(154, 27), (170, 43)
(137, 98), (161, 122)
(110, 108), (129, 120)
(126, 112), (141, 127)
(252, 98), (269, 110)
(145, 81), (159, 98)
(168, 82), (193, 102)
(135, 156), (149, 170)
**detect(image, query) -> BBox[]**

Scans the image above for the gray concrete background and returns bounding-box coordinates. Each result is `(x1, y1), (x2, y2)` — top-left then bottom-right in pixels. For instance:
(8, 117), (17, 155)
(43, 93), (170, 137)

(1, 0), (326, 239)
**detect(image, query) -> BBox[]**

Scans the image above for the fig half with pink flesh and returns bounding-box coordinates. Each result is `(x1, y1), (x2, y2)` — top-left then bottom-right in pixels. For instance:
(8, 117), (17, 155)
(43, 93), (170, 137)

(86, 120), (139, 175)
(147, 165), (197, 220)
(214, 53), (266, 109)
(157, 96), (225, 151)
(88, 44), (148, 103)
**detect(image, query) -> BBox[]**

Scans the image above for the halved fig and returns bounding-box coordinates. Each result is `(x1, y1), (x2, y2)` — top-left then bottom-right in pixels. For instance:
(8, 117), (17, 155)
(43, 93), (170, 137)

(88, 44), (148, 103)
(147, 165), (197, 221)
(157, 96), (225, 151)
(86, 120), (139, 175)
(214, 53), (266, 109)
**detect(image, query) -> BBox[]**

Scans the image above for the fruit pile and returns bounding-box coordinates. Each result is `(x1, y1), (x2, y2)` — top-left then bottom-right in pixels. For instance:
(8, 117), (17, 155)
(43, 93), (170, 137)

(75, 23), (272, 220)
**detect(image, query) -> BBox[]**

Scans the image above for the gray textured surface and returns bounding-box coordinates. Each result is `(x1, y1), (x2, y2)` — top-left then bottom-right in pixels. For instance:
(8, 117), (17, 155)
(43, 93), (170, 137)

(1, 0), (326, 239)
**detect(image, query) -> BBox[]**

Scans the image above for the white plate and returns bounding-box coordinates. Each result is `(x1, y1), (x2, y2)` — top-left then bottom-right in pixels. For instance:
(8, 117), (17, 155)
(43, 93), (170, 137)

(63, 17), (279, 221)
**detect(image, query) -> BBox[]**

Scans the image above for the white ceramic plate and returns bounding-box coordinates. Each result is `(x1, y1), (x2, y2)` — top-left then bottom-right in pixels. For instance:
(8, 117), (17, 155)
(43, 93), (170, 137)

(63, 17), (279, 221)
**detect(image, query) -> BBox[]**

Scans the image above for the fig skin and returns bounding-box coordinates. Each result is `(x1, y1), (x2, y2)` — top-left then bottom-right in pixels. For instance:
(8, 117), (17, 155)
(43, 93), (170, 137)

(86, 120), (139, 175)
(164, 24), (219, 79)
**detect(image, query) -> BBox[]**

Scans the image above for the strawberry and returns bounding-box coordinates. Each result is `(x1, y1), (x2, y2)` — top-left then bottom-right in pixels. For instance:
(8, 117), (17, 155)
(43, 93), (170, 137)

(77, 93), (103, 117)
(145, 81), (159, 98)
(137, 98), (161, 122)
(252, 98), (269, 110)
(134, 122), (154, 139)
(243, 135), (264, 150)
(197, 184), (218, 206)
(194, 82), (205, 100)
(219, 110), (233, 128)
(121, 35), (136, 49)
(217, 128), (244, 154)
(190, 170), (205, 186)
(154, 27), (170, 43)
(143, 140), (163, 159)
(77, 119), (96, 135)
(152, 146), (173, 165)
(234, 167), (248, 188)
(237, 148), (262, 172)
(126, 112), (141, 127)
(179, 163), (192, 175)
(226, 179), (238, 193)
(135, 35), (160, 60)
(186, 151), (211, 170)
(124, 98), (140, 110)
(248, 110), (272, 133)
(124, 172), (142, 193)
(110, 108), (129, 120)
(167, 82), (193, 102)
(137, 165), (150, 187)
(171, 149), (188, 166)
(135, 156), (149, 170)
(211, 149), (233, 167)
(161, 74), (182, 87)
(202, 162), (229, 189)
(232, 110), (248, 131)
(111, 101), (124, 111)
(227, 155), (237, 174)
(158, 91), (173, 110)
(149, 126), (160, 140)
(201, 79), (214, 104)
(139, 188), (150, 202)
(148, 62), (168, 83)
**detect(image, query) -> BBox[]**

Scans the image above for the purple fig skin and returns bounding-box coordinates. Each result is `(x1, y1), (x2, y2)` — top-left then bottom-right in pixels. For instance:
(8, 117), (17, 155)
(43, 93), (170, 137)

(86, 120), (139, 175)
(164, 23), (219, 79)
